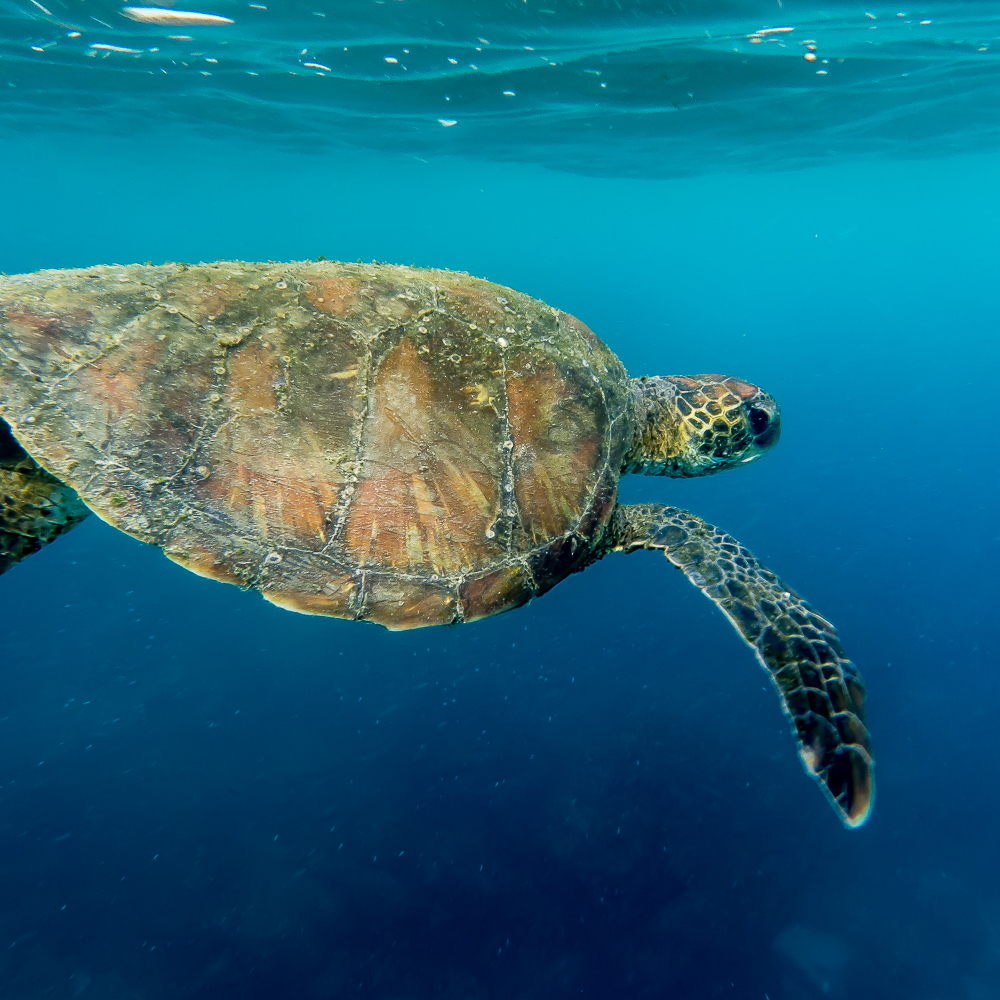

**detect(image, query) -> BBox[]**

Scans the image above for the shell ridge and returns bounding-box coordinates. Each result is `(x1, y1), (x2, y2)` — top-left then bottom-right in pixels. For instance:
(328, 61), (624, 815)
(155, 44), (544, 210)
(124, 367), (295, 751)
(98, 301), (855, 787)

(321, 330), (376, 553)
(494, 341), (520, 556)
(328, 320), (411, 618)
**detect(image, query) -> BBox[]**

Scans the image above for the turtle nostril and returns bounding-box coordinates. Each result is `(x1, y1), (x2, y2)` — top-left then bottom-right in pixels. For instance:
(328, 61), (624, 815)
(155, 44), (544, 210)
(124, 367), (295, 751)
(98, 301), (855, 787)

(748, 406), (771, 436)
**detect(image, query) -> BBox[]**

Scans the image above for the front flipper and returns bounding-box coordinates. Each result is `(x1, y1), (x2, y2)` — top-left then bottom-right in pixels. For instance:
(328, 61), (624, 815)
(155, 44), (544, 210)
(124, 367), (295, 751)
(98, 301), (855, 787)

(599, 502), (873, 828)
(1, 420), (90, 576)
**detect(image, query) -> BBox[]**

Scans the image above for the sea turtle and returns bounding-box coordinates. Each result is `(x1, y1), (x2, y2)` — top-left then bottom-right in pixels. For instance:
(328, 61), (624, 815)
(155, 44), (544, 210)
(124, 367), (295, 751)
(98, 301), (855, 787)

(0, 259), (873, 827)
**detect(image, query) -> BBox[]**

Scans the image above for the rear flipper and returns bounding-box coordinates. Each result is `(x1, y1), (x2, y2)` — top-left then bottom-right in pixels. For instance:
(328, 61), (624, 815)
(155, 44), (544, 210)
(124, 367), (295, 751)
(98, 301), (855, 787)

(599, 502), (874, 828)
(1, 420), (90, 576)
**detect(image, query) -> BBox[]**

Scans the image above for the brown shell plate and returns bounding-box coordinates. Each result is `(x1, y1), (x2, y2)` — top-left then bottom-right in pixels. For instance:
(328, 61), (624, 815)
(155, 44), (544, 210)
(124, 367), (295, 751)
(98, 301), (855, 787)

(0, 261), (631, 628)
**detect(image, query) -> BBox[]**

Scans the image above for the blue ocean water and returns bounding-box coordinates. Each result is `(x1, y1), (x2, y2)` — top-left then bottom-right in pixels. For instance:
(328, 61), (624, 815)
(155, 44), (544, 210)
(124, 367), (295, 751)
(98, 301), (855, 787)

(1, 0), (999, 995)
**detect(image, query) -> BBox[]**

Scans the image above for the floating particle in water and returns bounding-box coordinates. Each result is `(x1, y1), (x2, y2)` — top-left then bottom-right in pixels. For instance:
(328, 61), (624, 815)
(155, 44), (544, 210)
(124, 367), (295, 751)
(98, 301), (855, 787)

(121, 7), (235, 26)
(90, 43), (144, 53)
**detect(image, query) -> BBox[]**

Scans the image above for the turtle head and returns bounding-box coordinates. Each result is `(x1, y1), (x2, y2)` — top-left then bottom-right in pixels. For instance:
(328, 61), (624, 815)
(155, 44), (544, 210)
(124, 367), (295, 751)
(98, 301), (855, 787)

(622, 375), (780, 478)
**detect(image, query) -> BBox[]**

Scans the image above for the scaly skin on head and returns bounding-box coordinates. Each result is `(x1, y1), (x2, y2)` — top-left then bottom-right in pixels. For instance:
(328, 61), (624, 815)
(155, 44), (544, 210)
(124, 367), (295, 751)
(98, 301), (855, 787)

(621, 375), (781, 477)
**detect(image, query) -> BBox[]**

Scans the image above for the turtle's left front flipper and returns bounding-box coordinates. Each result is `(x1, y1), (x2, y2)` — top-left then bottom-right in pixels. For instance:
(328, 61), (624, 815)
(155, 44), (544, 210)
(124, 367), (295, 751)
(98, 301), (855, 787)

(598, 502), (874, 828)
(1, 420), (90, 576)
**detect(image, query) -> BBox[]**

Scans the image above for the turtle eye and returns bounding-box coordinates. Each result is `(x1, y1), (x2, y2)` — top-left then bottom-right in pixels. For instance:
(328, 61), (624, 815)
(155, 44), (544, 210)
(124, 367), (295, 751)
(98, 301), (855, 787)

(748, 406), (771, 436)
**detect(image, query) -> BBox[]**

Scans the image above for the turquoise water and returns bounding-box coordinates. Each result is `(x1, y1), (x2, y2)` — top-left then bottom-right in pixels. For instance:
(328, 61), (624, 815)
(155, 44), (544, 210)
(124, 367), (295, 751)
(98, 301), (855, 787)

(1, 1), (999, 997)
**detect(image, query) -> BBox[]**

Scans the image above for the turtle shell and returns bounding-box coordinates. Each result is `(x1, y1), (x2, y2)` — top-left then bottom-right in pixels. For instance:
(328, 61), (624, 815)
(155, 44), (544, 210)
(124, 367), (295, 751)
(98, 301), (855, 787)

(0, 261), (631, 628)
